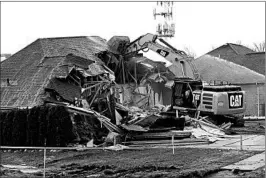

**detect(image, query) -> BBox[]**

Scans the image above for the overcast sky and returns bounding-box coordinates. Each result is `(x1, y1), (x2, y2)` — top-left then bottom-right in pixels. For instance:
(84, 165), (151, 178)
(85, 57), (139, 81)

(1, 2), (265, 59)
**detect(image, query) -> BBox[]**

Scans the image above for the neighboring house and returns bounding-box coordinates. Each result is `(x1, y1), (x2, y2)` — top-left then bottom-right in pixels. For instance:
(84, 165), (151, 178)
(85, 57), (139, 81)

(0, 36), (117, 109)
(207, 43), (265, 75)
(194, 54), (265, 116)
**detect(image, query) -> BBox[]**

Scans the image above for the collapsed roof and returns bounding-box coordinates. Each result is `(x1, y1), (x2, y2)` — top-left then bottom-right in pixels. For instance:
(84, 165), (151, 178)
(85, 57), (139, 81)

(107, 36), (177, 84)
(0, 36), (115, 108)
(2, 35), (263, 108)
(0, 35), (174, 108)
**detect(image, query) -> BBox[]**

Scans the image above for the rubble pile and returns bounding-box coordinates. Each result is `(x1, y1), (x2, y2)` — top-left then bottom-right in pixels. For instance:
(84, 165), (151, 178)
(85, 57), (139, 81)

(0, 35), (235, 148)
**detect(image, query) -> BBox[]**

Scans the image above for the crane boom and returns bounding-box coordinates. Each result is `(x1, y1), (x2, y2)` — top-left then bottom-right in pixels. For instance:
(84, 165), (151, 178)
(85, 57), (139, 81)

(124, 33), (199, 80)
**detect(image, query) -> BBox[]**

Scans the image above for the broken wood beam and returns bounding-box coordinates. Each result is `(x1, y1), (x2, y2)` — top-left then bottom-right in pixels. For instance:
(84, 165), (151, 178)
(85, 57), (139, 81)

(140, 71), (149, 84)
(121, 57), (126, 84)
(132, 131), (192, 139)
(66, 105), (123, 134)
(89, 83), (102, 107)
(201, 117), (215, 125)
(115, 102), (130, 112)
(81, 82), (102, 93)
(135, 96), (149, 105)
(127, 70), (138, 84)
(68, 73), (81, 86)
(134, 62), (137, 85)
(190, 117), (224, 131)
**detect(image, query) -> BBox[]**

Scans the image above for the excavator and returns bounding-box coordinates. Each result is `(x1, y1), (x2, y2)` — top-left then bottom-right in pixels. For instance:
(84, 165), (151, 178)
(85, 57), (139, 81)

(123, 33), (246, 127)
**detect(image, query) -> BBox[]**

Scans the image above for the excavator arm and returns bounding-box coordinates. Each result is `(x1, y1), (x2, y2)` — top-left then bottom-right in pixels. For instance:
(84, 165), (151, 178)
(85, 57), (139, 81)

(124, 33), (199, 80)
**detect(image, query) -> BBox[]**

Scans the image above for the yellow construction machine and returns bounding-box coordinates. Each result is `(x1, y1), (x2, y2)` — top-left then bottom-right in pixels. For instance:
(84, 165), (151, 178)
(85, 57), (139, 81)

(123, 33), (246, 126)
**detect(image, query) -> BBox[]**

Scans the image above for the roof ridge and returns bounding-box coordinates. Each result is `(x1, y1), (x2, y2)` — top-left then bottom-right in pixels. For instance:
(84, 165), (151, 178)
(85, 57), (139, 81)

(206, 54), (265, 78)
(40, 36), (88, 40)
(205, 44), (227, 55)
(227, 43), (240, 54)
(227, 42), (245, 46)
(227, 43), (255, 53)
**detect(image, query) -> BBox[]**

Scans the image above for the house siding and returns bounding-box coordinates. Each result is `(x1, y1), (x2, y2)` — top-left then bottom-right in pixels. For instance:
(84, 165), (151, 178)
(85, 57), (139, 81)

(240, 83), (265, 116)
(162, 87), (172, 106)
(244, 53), (265, 75)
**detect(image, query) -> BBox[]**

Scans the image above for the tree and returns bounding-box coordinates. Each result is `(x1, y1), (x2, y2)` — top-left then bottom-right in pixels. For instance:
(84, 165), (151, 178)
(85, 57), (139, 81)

(183, 46), (197, 58)
(211, 45), (217, 50)
(235, 40), (242, 45)
(253, 41), (265, 52)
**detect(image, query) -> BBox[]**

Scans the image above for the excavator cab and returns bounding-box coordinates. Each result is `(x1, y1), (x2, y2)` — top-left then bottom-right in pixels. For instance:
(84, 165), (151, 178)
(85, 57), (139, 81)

(172, 78), (203, 109)
(172, 78), (246, 126)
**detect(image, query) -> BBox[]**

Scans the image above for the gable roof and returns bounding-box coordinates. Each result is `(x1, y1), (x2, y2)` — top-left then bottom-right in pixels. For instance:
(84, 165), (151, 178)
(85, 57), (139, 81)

(208, 43), (255, 56)
(0, 36), (112, 108)
(227, 43), (255, 55)
(193, 54), (265, 84)
(207, 43), (265, 75)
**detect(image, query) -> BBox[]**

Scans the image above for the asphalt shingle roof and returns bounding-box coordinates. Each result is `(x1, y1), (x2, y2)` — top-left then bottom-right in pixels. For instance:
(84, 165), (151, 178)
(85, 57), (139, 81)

(46, 78), (81, 102)
(207, 43), (265, 75)
(193, 54), (265, 84)
(0, 36), (112, 108)
(227, 43), (255, 55)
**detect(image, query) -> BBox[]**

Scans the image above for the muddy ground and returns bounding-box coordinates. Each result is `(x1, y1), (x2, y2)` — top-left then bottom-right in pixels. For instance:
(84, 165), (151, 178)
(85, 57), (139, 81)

(230, 120), (265, 135)
(1, 120), (265, 178)
(1, 148), (264, 178)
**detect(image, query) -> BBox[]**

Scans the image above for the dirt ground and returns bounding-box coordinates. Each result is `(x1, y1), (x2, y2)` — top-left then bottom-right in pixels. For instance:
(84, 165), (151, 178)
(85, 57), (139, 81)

(0, 148), (264, 178)
(1, 120), (265, 178)
(231, 120), (265, 135)
(206, 167), (266, 178)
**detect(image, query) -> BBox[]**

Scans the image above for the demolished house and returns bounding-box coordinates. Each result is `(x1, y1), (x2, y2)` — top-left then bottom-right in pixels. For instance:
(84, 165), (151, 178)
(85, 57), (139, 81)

(1, 35), (191, 147)
(0, 36), (124, 146)
(0, 36), (117, 108)
(106, 36), (177, 108)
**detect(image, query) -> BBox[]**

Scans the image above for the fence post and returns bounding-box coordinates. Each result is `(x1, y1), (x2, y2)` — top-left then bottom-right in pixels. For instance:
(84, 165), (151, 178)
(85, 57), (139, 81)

(257, 83), (260, 118)
(43, 138), (46, 178)
(240, 135), (243, 150)
(172, 134), (175, 154)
